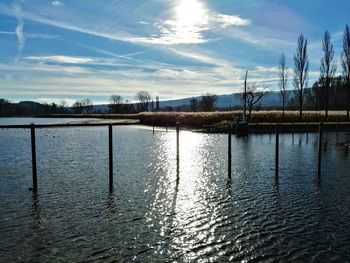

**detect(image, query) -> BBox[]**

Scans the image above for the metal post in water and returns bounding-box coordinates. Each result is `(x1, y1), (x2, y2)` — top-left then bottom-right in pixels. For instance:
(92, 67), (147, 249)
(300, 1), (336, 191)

(30, 124), (37, 193)
(109, 124), (113, 191)
(228, 125), (232, 181)
(176, 122), (180, 183)
(317, 122), (323, 176)
(336, 122), (339, 134)
(275, 124), (279, 179)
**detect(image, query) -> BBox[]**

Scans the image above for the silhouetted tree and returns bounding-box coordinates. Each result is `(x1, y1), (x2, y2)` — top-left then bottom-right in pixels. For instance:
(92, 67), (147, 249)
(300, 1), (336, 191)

(59, 100), (67, 113)
(72, 99), (93, 114)
(82, 99), (93, 113)
(135, 90), (151, 112)
(0, 98), (16, 116)
(72, 100), (83, 114)
(156, 96), (160, 111)
(200, 93), (217, 111)
(293, 34), (309, 121)
(279, 53), (289, 120)
(109, 95), (123, 113)
(245, 85), (266, 122)
(151, 99), (154, 112)
(189, 98), (199, 112)
(342, 24), (350, 120)
(308, 81), (322, 110)
(320, 31), (337, 119)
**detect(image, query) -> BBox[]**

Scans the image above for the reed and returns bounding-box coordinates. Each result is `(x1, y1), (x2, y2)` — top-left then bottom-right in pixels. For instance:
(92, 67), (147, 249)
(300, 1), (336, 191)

(138, 110), (349, 128)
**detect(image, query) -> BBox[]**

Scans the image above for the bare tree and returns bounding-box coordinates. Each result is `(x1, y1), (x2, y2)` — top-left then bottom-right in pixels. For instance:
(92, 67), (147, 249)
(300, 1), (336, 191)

(342, 24), (350, 120)
(109, 95), (123, 113)
(135, 91), (152, 112)
(72, 100), (84, 114)
(279, 53), (289, 120)
(293, 34), (309, 121)
(200, 93), (217, 111)
(82, 99), (93, 113)
(245, 85), (266, 122)
(72, 99), (93, 114)
(189, 97), (199, 112)
(320, 31), (337, 119)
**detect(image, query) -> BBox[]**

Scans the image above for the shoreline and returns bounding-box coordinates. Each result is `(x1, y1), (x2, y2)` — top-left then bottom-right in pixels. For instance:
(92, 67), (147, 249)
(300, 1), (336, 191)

(2, 112), (350, 134)
(35, 112), (350, 134)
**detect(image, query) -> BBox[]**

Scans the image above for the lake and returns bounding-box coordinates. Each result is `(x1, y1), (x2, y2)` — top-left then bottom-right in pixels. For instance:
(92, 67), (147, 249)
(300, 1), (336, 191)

(1, 118), (350, 262)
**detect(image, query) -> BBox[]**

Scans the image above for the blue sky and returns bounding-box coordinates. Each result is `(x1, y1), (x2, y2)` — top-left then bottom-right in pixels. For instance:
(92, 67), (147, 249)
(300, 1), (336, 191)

(0, 0), (349, 105)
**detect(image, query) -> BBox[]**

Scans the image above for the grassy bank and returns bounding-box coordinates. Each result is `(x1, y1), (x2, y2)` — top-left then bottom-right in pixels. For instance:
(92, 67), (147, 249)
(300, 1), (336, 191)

(137, 111), (350, 128)
(38, 111), (350, 128)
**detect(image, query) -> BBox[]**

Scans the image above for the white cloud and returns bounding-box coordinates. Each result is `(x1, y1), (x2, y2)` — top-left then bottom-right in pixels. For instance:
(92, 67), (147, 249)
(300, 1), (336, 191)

(138, 20), (149, 25)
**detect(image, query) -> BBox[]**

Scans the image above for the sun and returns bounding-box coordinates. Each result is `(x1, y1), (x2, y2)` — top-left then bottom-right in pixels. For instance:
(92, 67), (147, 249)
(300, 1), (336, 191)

(174, 0), (207, 27)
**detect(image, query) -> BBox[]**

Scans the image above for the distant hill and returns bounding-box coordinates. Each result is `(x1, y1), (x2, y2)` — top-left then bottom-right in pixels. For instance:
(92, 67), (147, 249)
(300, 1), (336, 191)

(157, 90), (293, 109)
(13, 90), (293, 114)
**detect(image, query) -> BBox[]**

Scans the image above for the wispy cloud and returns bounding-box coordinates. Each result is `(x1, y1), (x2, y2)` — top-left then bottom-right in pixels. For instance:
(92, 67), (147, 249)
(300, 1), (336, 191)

(13, 1), (25, 61)
(0, 31), (16, 35)
(25, 55), (94, 64)
(210, 13), (250, 28)
(51, 1), (63, 7)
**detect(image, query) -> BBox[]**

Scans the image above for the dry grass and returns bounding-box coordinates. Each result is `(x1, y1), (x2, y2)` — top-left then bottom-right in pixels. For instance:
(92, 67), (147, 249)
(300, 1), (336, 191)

(137, 110), (349, 128)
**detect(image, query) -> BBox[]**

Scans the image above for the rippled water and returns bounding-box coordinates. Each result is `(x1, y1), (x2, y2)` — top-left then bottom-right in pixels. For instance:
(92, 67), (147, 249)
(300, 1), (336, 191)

(1, 118), (350, 262)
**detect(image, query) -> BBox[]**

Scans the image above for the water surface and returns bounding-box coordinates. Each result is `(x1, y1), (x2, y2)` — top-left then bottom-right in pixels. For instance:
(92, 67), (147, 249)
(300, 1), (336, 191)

(1, 118), (350, 262)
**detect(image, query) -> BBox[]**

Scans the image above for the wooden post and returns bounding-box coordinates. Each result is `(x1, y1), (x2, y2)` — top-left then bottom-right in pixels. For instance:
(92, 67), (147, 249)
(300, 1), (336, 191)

(228, 125), (232, 181)
(176, 122), (180, 183)
(275, 124), (279, 179)
(30, 124), (37, 193)
(109, 124), (113, 191)
(317, 122), (323, 176)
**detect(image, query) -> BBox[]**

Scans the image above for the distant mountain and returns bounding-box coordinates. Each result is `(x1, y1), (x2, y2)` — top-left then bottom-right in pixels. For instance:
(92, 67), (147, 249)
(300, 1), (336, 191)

(13, 90), (293, 114)
(158, 90), (293, 109)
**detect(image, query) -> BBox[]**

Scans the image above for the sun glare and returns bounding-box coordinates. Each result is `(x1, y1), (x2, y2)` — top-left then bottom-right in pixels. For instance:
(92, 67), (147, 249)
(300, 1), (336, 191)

(175, 0), (207, 27)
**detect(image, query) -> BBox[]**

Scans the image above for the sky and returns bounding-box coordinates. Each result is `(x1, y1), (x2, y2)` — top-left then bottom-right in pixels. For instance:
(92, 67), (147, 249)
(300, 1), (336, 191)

(0, 0), (349, 105)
